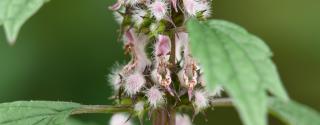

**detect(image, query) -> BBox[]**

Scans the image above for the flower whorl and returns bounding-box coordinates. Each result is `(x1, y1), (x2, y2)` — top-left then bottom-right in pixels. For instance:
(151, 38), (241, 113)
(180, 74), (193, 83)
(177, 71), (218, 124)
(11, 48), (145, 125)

(108, 0), (220, 124)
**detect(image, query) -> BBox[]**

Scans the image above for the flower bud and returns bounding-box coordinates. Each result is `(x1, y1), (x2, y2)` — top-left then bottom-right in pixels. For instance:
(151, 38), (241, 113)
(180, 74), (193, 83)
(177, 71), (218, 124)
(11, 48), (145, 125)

(124, 72), (146, 96)
(155, 35), (171, 56)
(146, 86), (164, 107)
(176, 114), (192, 125)
(109, 113), (133, 125)
(149, 0), (167, 21)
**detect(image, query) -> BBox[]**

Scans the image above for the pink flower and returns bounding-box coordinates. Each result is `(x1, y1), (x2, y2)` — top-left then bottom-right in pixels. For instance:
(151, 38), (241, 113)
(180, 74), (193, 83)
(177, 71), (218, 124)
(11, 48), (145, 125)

(149, 0), (167, 21)
(195, 1), (211, 18)
(155, 35), (171, 56)
(183, 0), (196, 16)
(108, 64), (124, 92)
(176, 114), (192, 125)
(124, 72), (146, 96)
(178, 57), (199, 100)
(153, 35), (173, 95)
(109, 113), (133, 125)
(146, 86), (164, 107)
(123, 29), (151, 73)
(175, 32), (189, 61)
(183, 0), (211, 17)
(124, 29), (135, 45)
(194, 89), (209, 112)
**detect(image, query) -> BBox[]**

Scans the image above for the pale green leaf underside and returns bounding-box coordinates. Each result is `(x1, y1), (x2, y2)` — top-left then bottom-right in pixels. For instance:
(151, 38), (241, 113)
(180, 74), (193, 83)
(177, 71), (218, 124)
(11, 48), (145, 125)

(269, 98), (320, 125)
(0, 0), (49, 45)
(0, 101), (81, 125)
(187, 19), (289, 125)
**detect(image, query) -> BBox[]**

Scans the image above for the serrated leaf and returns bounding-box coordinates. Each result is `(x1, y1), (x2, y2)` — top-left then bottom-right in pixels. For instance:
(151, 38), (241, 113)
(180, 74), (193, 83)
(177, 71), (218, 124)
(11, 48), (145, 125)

(269, 98), (320, 125)
(0, 0), (49, 45)
(187, 19), (288, 125)
(0, 101), (81, 125)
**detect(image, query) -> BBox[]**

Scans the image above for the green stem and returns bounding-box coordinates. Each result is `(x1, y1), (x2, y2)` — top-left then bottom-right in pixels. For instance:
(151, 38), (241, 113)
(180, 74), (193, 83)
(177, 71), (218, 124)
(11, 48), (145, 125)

(71, 105), (132, 115)
(70, 98), (232, 115)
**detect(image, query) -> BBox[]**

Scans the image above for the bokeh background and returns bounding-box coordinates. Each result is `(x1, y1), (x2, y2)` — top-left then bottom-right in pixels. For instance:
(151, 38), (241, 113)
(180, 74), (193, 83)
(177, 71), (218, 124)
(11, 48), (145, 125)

(0, 0), (319, 124)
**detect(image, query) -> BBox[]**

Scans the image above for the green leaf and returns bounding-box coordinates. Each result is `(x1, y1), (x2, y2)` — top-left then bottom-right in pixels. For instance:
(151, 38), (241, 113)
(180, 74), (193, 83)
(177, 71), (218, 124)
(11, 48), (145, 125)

(0, 0), (49, 45)
(0, 101), (81, 125)
(269, 98), (320, 125)
(187, 19), (289, 125)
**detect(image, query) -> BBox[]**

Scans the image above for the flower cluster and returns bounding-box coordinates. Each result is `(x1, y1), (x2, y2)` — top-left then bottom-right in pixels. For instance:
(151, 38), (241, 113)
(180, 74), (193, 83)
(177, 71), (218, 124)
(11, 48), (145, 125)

(108, 0), (221, 124)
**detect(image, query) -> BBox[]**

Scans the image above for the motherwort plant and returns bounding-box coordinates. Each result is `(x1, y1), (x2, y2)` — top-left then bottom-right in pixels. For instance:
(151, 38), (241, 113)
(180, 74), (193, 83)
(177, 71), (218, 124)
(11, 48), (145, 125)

(0, 0), (320, 125)
(108, 0), (219, 124)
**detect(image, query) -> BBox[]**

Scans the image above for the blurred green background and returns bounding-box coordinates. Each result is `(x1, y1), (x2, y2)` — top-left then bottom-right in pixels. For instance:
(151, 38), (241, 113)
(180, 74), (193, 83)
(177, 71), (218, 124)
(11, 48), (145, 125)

(0, 0), (319, 124)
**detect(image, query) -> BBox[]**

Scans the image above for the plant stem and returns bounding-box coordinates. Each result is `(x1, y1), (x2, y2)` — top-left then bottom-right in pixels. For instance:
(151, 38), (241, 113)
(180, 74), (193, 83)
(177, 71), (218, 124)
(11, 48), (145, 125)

(71, 105), (132, 115)
(152, 108), (176, 125)
(71, 98), (232, 115)
(211, 98), (233, 107)
(169, 31), (176, 71)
